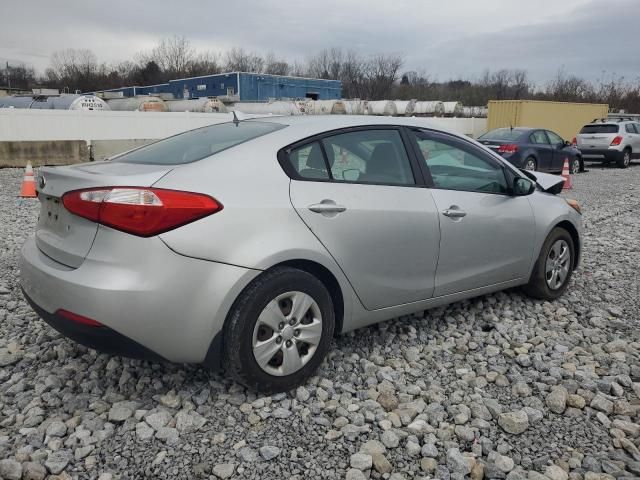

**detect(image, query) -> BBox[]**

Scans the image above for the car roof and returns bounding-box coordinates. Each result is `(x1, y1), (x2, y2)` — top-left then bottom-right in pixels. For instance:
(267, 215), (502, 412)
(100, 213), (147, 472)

(242, 114), (465, 143)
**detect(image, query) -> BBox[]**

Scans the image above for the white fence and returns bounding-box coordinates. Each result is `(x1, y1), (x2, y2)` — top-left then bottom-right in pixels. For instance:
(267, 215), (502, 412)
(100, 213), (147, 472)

(0, 108), (488, 142)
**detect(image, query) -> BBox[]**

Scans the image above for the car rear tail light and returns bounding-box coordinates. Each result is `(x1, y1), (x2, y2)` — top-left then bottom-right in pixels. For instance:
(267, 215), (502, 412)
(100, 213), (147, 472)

(62, 187), (222, 237)
(57, 309), (103, 327)
(571, 137), (577, 146)
(498, 144), (518, 154)
(611, 136), (623, 146)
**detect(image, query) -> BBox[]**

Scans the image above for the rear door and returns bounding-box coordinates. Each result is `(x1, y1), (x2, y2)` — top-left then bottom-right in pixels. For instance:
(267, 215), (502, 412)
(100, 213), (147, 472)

(529, 130), (554, 171)
(408, 129), (535, 296)
(285, 127), (441, 310)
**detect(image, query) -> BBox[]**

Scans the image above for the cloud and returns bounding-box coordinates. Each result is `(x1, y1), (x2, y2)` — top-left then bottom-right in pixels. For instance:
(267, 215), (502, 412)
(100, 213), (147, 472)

(1, 0), (636, 84)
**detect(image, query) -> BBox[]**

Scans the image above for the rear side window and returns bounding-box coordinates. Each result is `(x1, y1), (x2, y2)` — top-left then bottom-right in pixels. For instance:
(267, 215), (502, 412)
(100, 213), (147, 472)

(321, 129), (415, 185)
(530, 131), (549, 144)
(625, 124), (636, 133)
(289, 142), (330, 180)
(580, 124), (619, 134)
(115, 121), (285, 165)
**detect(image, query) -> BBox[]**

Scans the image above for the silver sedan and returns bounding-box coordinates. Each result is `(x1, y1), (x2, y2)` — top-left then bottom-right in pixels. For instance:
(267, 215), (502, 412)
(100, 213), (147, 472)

(20, 115), (582, 392)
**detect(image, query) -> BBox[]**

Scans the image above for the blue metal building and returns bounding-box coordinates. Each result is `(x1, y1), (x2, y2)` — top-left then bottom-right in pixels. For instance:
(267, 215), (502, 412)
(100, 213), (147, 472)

(98, 72), (341, 101)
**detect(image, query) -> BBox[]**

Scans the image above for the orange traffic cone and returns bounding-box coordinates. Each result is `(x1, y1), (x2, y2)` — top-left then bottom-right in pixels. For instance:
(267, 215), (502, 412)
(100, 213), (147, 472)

(561, 157), (573, 190)
(20, 162), (37, 198)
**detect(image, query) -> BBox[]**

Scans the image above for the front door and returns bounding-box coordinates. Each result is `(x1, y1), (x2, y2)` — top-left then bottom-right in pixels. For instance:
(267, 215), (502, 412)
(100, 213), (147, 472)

(408, 129), (536, 297)
(546, 130), (568, 172)
(529, 130), (554, 171)
(286, 128), (441, 310)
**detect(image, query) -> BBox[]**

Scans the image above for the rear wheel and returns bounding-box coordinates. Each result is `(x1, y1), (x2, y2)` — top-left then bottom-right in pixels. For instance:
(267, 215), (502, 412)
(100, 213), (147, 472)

(617, 148), (631, 169)
(524, 157), (537, 171)
(523, 228), (575, 300)
(222, 267), (334, 392)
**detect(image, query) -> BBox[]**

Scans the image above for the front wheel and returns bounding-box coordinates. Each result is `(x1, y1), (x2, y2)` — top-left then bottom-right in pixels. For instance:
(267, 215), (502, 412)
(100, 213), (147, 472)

(523, 228), (575, 300)
(222, 267), (334, 392)
(571, 157), (582, 174)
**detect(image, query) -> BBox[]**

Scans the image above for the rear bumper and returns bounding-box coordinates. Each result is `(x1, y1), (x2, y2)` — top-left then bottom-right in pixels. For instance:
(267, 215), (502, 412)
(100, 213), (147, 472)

(22, 288), (165, 362)
(20, 229), (260, 363)
(579, 148), (621, 160)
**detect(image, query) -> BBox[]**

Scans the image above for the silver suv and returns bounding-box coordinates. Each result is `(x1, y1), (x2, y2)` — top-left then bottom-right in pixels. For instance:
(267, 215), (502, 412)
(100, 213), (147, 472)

(576, 117), (640, 169)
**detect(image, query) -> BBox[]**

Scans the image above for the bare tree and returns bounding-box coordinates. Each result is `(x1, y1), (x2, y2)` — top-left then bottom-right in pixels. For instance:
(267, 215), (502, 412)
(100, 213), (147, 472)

(224, 47), (264, 73)
(263, 52), (289, 76)
(137, 36), (195, 78)
(187, 51), (222, 77)
(364, 53), (403, 100)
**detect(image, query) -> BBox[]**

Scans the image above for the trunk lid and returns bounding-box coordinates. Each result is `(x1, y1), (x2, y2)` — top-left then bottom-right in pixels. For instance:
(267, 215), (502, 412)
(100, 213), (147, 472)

(35, 162), (173, 268)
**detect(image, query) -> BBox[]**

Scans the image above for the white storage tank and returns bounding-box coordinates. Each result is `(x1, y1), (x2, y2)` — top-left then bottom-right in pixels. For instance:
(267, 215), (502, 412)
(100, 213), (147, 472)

(394, 100), (417, 116)
(106, 96), (167, 112)
(0, 94), (110, 111)
(308, 100), (347, 115)
(165, 97), (227, 113)
(461, 106), (488, 118)
(367, 101), (397, 116)
(230, 101), (305, 116)
(413, 101), (445, 116)
(342, 100), (368, 115)
(443, 101), (464, 117)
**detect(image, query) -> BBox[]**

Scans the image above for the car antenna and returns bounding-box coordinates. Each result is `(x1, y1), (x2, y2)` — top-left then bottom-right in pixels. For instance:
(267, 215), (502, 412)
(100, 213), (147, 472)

(232, 110), (240, 127)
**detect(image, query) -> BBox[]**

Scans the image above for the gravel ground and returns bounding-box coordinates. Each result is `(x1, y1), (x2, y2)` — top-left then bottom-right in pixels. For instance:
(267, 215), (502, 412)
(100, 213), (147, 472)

(1, 163), (639, 480)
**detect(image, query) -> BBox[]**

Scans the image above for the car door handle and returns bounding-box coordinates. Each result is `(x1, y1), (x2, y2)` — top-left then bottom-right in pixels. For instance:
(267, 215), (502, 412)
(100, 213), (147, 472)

(308, 202), (347, 214)
(442, 208), (467, 218)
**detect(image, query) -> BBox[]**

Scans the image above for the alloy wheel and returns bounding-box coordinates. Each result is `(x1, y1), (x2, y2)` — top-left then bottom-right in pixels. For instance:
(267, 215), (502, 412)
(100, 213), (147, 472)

(624, 151), (631, 167)
(545, 239), (571, 290)
(571, 158), (581, 174)
(525, 159), (536, 171)
(252, 291), (323, 376)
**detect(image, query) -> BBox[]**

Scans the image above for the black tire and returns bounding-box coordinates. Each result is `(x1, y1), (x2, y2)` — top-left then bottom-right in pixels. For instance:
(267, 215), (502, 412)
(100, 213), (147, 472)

(571, 156), (582, 174)
(222, 267), (334, 393)
(522, 227), (575, 300)
(524, 157), (537, 171)
(617, 148), (631, 169)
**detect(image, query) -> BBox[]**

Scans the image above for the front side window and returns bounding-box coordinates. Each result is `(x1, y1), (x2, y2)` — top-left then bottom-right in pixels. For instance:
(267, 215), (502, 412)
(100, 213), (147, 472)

(625, 124), (636, 134)
(530, 131), (549, 144)
(413, 131), (508, 194)
(320, 129), (415, 185)
(546, 131), (564, 145)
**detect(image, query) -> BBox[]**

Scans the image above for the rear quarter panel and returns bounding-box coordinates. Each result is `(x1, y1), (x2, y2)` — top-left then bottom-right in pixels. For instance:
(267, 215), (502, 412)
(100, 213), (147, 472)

(153, 134), (357, 328)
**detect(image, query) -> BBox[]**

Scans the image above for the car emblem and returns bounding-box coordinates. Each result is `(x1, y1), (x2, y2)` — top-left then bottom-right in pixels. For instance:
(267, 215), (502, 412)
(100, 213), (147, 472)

(38, 175), (46, 189)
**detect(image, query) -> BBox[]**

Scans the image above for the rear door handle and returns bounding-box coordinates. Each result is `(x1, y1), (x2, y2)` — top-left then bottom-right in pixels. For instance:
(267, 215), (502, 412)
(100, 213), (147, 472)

(442, 208), (467, 218)
(308, 201), (347, 214)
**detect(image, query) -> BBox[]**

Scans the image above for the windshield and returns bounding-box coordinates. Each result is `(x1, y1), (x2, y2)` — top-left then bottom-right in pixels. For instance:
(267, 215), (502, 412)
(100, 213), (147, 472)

(479, 128), (524, 142)
(580, 124), (619, 134)
(114, 121), (286, 165)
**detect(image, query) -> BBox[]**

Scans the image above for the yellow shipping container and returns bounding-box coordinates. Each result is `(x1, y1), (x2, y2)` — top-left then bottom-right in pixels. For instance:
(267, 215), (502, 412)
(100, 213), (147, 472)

(487, 100), (609, 141)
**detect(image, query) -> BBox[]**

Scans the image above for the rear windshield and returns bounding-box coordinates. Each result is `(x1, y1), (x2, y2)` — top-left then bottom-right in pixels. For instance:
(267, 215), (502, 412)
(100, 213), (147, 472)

(114, 121), (286, 165)
(580, 124), (619, 134)
(478, 128), (524, 142)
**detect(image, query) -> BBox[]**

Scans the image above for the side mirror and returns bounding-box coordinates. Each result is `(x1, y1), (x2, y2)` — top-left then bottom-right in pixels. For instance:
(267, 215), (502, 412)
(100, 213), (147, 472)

(563, 140), (571, 147)
(513, 177), (535, 196)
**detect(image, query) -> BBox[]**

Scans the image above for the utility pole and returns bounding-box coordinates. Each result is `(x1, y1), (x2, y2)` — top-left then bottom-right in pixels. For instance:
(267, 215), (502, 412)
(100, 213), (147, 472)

(6, 61), (10, 91)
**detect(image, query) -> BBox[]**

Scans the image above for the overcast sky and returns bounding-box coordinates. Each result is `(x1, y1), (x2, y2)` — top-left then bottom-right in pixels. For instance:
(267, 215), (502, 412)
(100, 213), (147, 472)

(2, 0), (639, 84)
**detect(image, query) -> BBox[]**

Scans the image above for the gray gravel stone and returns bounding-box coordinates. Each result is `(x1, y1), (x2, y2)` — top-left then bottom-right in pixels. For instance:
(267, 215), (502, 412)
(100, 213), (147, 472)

(212, 463), (235, 479)
(0, 459), (22, 480)
(498, 410), (529, 434)
(259, 445), (281, 460)
(350, 452), (373, 470)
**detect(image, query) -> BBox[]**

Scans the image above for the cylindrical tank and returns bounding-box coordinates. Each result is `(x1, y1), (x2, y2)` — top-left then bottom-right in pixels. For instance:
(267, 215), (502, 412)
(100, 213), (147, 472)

(0, 94), (110, 111)
(230, 101), (305, 116)
(367, 101), (397, 116)
(394, 100), (417, 117)
(106, 96), (167, 112)
(308, 100), (347, 115)
(461, 106), (488, 118)
(342, 100), (368, 115)
(165, 98), (227, 113)
(442, 101), (463, 117)
(412, 101), (445, 116)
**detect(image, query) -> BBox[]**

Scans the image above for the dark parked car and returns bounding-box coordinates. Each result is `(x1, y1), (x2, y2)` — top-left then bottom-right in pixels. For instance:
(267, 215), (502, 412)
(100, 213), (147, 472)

(478, 128), (583, 174)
